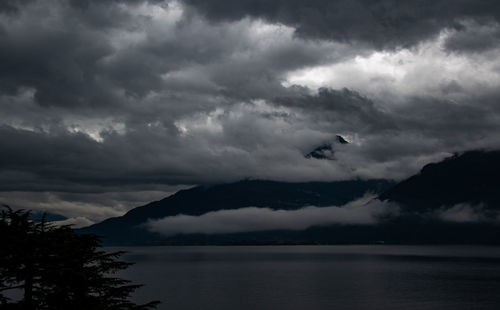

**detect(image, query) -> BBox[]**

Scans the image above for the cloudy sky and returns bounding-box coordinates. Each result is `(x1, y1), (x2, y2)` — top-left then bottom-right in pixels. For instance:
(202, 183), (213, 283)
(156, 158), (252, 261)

(2, 0), (500, 223)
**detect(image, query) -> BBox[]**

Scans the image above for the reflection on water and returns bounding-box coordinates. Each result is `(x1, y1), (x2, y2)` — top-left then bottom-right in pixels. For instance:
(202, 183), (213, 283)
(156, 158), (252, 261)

(114, 246), (500, 310)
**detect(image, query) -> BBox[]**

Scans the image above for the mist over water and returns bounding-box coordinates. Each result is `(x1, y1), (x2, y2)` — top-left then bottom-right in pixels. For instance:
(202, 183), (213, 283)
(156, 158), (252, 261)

(116, 246), (500, 310)
(146, 196), (397, 236)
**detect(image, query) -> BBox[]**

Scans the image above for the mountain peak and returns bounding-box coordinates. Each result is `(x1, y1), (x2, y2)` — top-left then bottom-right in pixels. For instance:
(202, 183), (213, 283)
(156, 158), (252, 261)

(336, 135), (349, 144)
(305, 135), (348, 160)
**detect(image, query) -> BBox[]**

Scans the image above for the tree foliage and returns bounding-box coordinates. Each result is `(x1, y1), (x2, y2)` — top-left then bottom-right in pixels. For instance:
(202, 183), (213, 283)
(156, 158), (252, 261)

(0, 206), (159, 309)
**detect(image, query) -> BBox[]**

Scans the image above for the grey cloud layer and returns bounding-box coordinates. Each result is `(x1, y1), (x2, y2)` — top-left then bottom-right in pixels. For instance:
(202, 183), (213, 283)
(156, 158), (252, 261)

(430, 203), (500, 223)
(147, 196), (398, 236)
(2, 0), (500, 215)
(184, 0), (500, 51)
(147, 200), (500, 237)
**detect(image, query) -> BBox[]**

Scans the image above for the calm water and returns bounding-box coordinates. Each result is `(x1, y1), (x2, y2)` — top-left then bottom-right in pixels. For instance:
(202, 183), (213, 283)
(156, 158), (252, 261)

(115, 246), (500, 310)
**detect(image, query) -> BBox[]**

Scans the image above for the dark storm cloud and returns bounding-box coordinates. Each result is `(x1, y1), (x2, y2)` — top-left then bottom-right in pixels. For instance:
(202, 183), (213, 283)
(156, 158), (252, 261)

(0, 0), (200, 107)
(184, 0), (500, 50)
(0, 0), (345, 110)
(275, 88), (397, 132)
(0, 122), (210, 193)
(0, 2), (117, 108)
(3, 84), (498, 194)
(0, 0), (34, 14)
(443, 20), (500, 52)
(0, 125), (125, 192)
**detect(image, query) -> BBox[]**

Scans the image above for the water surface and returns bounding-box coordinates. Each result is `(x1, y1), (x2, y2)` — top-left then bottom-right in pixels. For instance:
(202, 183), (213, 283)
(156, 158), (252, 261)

(116, 245), (500, 310)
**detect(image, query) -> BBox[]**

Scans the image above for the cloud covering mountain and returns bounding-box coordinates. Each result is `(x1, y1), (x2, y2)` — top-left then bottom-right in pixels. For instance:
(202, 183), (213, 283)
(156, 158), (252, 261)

(146, 195), (397, 235)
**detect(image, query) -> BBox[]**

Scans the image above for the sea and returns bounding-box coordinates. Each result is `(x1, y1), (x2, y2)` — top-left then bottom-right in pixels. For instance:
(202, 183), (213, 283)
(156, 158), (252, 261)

(115, 245), (500, 310)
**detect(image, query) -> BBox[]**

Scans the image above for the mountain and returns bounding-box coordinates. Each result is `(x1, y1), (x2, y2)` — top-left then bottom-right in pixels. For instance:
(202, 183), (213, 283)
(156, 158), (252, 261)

(29, 211), (67, 222)
(372, 150), (500, 244)
(79, 179), (394, 245)
(305, 135), (348, 160)
(79, 150), (500, 245)
(379, 150), (500, 212)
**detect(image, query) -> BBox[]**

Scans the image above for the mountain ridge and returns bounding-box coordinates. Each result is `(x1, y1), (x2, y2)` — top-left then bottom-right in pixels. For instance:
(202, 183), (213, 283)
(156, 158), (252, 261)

(78, 149), (500, 245)
(379, 150), (500, 211)
(79, 179), (394, 244)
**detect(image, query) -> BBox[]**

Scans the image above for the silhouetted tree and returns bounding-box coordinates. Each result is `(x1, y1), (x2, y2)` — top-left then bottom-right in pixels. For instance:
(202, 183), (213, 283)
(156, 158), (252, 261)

(0, 206), (159, 309)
